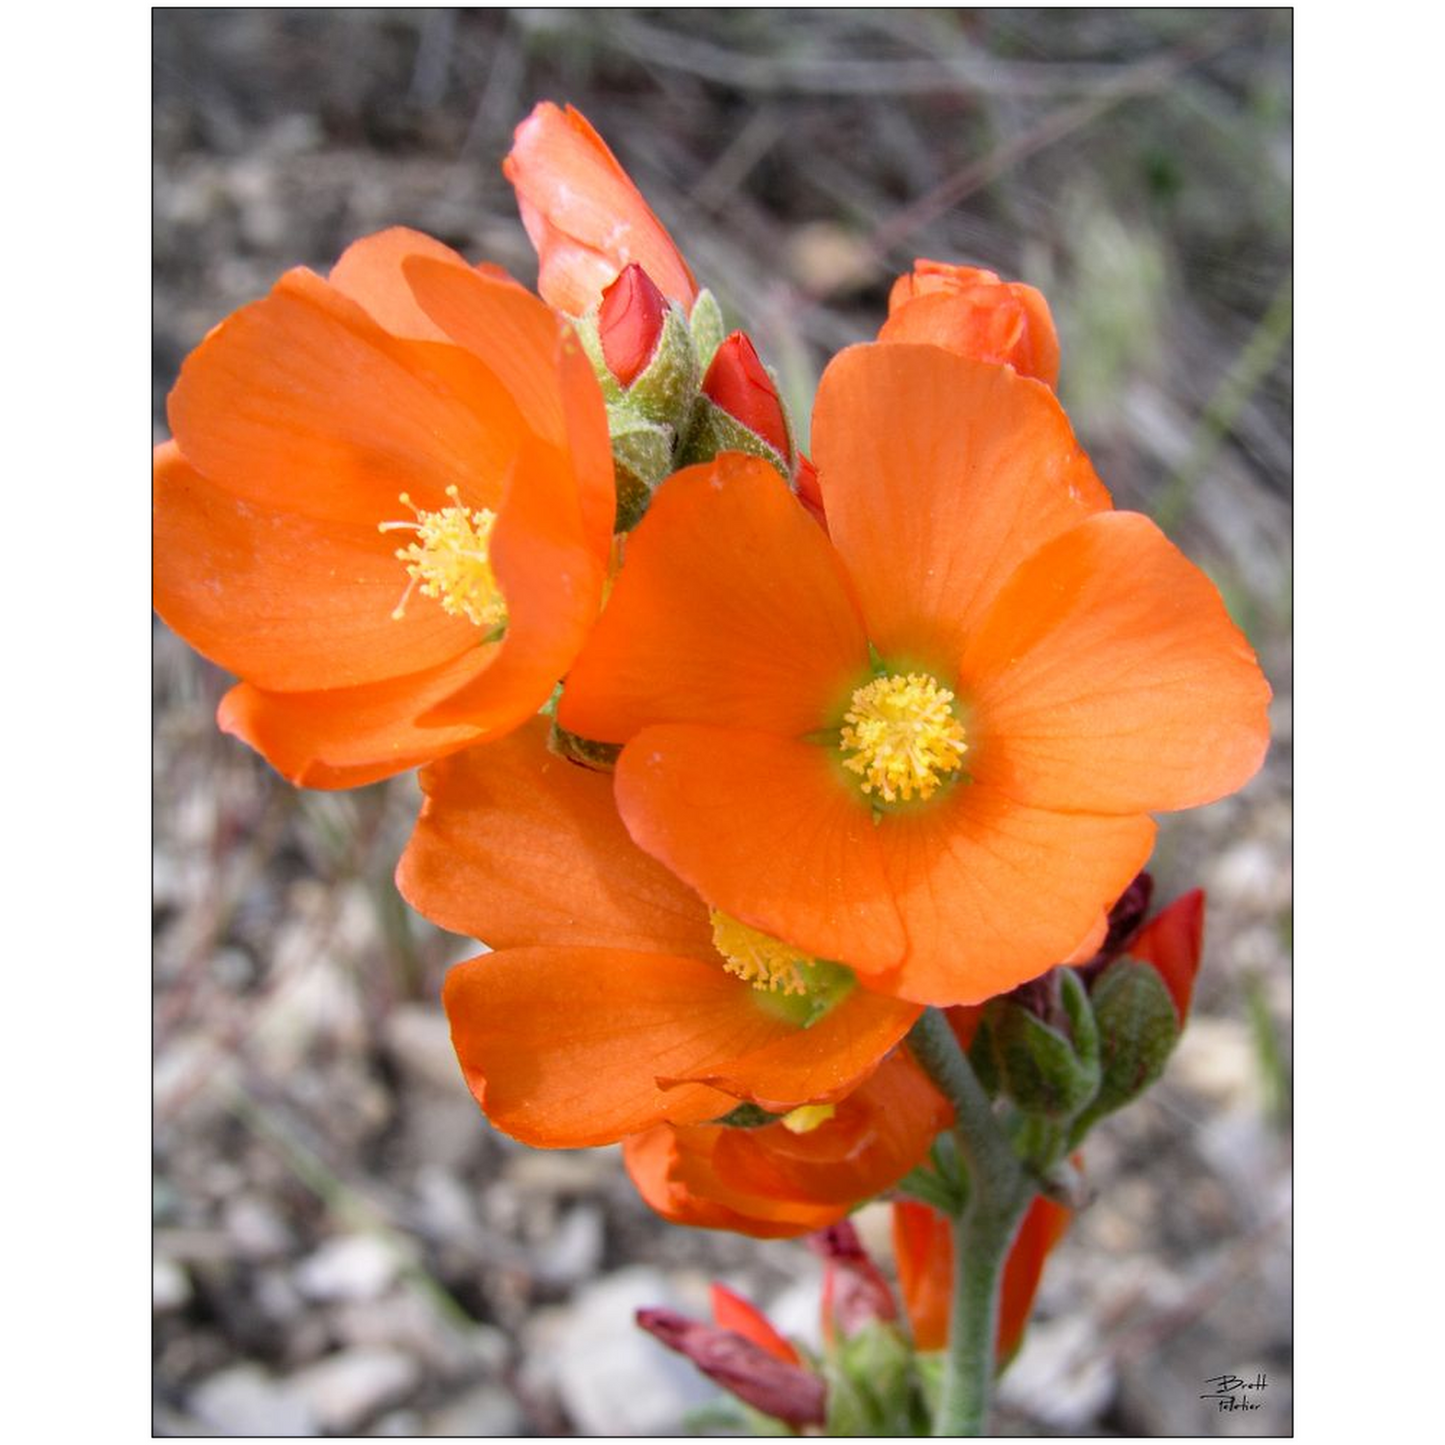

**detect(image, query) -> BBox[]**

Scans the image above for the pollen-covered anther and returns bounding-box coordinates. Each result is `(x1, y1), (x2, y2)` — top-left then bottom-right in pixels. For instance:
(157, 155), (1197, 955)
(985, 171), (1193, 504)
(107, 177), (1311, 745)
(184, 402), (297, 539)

(378, 485), (506, 629)
(840, 672), (968, 803)
(709, 909), (821, 997)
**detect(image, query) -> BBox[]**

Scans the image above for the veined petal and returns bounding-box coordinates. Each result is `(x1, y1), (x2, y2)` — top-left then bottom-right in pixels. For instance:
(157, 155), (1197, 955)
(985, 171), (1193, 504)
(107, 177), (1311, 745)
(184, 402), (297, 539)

(418, 431), (608, 728)
(706, 1050), (950, 1207)
(397, 718), (712, 957)
(403, 256), (616, 559)
(660, 983), (921, 1112)
(625, 1128), (836, 1238)
(328, 227), (475, 341)
(443, 946), (840, 1148)
(216, 647), (499, 789)
(962, 511), (1272, 814)
(168, 266), (528, 525)
(615, 724), (907, 974)
(153, 443), (476, 692)
(813, 344), (1109, 670)
(560, 457), (869, 743)
(876, 785), (1157, 1006)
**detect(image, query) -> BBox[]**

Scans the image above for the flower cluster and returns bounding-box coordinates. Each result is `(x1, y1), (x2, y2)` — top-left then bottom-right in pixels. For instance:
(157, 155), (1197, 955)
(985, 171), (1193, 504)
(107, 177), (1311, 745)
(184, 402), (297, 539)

(153, 100), (1270, 1409)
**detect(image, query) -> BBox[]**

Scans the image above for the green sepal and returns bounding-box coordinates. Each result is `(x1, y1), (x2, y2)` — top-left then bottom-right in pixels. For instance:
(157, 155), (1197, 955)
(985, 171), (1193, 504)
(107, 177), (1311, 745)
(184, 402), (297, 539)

(546, 718), (622, 773)
(607, 403), (675, 531)
(984, 979), (1101, 1121)
(675, 394), (791, 480)
(622, 302), (700, 429)
(713, 1101), (785, 1128)
(1075, 957), (1182, 1131)
(571, 312), (625, 404)
(823, 1322), (929, 1437)
(689, 288), (726, 373)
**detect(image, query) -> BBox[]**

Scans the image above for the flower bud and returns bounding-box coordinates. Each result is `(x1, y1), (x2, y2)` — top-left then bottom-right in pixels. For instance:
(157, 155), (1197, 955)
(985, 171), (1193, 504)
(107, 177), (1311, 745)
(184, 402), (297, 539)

(637, 1307), (827, 1428)
(677, 331), (794, 477)
(880, 259), (1060, 389)
(598, 262), (668, 386)
(703, 332), (791, 458)
(809, 1220), (897, 1347)
(1085, 959), (1182, 1117)
(980, 966), (1101, 1120)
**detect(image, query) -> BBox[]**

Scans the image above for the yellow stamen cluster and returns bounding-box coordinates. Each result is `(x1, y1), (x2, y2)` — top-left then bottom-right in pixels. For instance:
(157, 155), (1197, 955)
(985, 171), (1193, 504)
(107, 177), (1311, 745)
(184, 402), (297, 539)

(840, 672), (968, 803)
(379, 486), (506, 629)
(709, 909), (821, 997)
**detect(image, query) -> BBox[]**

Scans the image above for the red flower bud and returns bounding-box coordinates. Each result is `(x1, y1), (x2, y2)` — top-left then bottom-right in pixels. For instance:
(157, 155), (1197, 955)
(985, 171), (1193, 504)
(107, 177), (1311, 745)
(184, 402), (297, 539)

(702, 331), (790, 459)
(637, 1307), (827, 1428)
(599, 262), (668, 386)
(809, 1220), (898, 1346)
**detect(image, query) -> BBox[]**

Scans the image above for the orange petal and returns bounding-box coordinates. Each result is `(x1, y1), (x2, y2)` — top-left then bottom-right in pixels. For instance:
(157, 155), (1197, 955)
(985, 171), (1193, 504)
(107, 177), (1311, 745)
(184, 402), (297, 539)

(153, 442), (476, 692)
(443, 946), (841, 1148)
(892, 1201), (953, 1350)
(877, 785), (1158, 1005)
(660, 982), (921, 1113)
(418, 431), (608, 728)
(402, 256), (616, 560)
(559, 457), (869, 743)
(216, 647), (499, 789)
(625, 1128), (835, 1238)
(998, 1195), (1072, 1363)
(707, 1051), (950, 1207)
(962, 511), (1272, 814)
(505, 102), (698, 315)
(327, 227), (473, 340)
(168, 266), (528, 526)
(397, 717), (713, 956)
(812, 344), (1109, 671)
(614, 724), (906, 975)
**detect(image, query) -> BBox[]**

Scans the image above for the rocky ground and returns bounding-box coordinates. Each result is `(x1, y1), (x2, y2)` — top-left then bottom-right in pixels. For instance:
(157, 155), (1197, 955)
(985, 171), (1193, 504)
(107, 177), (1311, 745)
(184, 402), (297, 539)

(154, 11), (1292, 1435)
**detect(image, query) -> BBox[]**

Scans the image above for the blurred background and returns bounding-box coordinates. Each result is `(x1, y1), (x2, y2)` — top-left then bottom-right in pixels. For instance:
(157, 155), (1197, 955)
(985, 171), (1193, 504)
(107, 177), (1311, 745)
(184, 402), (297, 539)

(153, 9), (1291, 1436)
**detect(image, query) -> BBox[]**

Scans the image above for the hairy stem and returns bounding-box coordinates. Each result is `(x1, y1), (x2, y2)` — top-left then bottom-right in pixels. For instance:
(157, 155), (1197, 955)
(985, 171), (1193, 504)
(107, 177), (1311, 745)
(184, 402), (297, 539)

(908, 1008), (1032, 1436)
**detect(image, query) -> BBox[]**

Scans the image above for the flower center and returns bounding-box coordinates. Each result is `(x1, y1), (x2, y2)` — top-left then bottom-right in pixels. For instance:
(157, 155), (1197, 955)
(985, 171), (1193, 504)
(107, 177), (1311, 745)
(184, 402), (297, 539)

(709, 909), (821, 996)
(839, 672), (968, 803)
(378, 486), (506, 630)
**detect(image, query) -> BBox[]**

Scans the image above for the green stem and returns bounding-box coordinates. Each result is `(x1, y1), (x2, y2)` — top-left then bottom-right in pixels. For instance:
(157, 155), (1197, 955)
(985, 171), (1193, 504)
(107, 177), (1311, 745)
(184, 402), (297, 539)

(908, 1009), (1032, 1437)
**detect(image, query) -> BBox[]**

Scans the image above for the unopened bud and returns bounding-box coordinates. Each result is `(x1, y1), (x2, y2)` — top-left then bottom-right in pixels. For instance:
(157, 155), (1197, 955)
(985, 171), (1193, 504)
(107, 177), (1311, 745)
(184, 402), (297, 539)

(982, 966), (1100, 1119)
(702, 332), (791, 458)
(1083, 959), (1182, 1118)
(637, 1307), (826, 1427)
(678, 331), (794, 478)
(809, 1220), (897, 1346)
(599, 263), (668, 386)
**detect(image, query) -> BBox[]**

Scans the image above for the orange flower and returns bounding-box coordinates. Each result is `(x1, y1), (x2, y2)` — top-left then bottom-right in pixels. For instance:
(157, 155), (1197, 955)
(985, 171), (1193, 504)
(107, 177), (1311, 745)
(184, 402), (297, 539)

(505, 101), (699, 317)
(153, 228), (615, 787)
(623, 1050), (951, 1238)
(396, 718), (920, 1148)
(880, 260), (1060, 389)
(558, 343), (1271, 1005)
(893, 1194), (1071, 1362)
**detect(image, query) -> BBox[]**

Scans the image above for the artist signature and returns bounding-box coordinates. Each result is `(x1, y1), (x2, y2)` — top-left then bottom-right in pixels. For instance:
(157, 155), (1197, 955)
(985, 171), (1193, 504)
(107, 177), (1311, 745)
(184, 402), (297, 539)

(1200, 1374), (1268, 1411)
